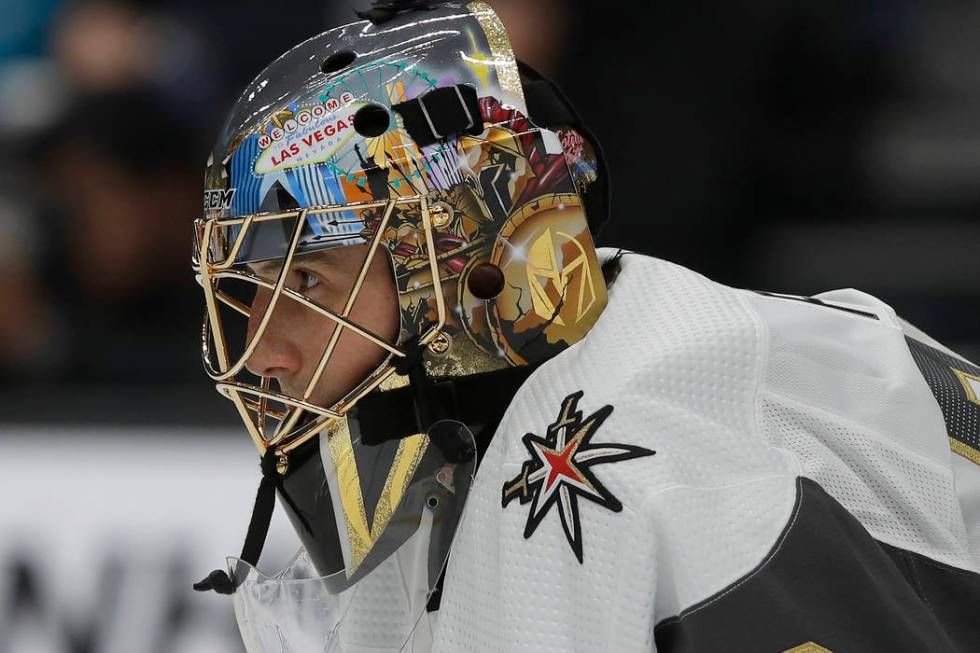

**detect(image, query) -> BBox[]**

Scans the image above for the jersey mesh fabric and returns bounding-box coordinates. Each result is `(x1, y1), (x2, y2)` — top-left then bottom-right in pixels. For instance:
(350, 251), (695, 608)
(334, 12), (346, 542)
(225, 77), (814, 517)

(952, 453), (980, 564)
(752, 289), (952, 467)
(433, 252), (797, 652)
(339, 555), (422, 650)
(760, 391), (973, 571)
(748, 289), (975, 573)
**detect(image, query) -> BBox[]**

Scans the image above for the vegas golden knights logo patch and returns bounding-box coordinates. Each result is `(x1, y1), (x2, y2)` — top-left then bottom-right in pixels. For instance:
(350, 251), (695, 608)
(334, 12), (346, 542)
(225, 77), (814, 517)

(501, 391), (655, 562)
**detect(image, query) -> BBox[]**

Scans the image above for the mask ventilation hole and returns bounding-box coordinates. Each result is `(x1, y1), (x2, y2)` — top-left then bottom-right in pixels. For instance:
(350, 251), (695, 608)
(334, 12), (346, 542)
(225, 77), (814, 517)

(426, 495), (440, 510)
(322, 50), (357, 74)
(353, 104), (391, 137)
(467, 263), (505, 300)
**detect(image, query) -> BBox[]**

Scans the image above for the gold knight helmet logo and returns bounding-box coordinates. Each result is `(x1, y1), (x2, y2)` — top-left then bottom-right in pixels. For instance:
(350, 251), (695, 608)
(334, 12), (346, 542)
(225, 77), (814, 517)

(486, 192), (607, 366)
(527, 228), (598, 326)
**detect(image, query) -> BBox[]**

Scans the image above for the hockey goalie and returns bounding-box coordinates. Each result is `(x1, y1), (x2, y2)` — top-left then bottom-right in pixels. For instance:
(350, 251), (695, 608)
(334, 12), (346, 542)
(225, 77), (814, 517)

(190, 2), (980, 650)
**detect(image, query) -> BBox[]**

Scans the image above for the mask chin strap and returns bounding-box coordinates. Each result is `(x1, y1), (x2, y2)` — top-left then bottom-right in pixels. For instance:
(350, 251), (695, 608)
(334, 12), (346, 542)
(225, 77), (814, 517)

(356, 349), (540, 463)
(193, 447), (281, 594)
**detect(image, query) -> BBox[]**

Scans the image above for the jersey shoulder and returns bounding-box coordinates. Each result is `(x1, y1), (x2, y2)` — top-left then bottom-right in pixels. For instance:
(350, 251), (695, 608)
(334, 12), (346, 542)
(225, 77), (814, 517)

(438, 256), (980, 652)
(742, 284), (977, 571)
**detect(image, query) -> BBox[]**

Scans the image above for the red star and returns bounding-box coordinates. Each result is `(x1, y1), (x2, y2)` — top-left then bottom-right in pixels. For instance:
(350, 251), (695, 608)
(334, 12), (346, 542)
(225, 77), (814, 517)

(542, 439), (584, 492)
(501, 391), (656, 563)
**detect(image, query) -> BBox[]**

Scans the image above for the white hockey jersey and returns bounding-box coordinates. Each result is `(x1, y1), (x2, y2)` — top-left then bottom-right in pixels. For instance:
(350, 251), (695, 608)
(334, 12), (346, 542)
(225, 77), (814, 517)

(432, 250), (980, 652)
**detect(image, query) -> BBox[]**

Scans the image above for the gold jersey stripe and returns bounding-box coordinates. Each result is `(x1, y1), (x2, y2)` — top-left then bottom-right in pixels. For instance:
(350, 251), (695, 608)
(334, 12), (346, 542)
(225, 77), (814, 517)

(950, 437), (980, 466)
(782, 643), (834, 653)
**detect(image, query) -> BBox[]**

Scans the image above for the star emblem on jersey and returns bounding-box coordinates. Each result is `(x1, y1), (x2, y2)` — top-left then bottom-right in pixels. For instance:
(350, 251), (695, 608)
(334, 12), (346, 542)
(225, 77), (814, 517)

(501, 391), (655, 562)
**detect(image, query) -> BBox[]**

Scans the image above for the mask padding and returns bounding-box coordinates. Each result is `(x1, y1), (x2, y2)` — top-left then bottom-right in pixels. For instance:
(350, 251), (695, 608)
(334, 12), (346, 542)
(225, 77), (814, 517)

(517, 60), (612, 240)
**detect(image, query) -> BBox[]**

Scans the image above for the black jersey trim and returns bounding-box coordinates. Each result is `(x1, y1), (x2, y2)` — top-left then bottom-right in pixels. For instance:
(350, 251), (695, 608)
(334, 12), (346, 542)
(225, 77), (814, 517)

(654, 476), (806, 629)
(753, 290), (880, 320)
(906, 337), (980, 465)
(653, 476), (980, 652)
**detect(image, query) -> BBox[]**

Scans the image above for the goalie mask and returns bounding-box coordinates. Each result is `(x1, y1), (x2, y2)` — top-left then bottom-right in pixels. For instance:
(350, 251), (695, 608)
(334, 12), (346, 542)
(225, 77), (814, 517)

(193, 1), (609, 649)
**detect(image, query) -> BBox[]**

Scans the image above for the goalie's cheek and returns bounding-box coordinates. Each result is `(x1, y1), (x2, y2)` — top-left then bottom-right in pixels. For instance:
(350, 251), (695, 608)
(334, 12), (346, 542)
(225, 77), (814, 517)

(317, 279), (400, 397)
(298, 272), (399, 406)
(351, 271), (401, 344)
(243, 287), (309, 381)
(241, 249), (400, 404)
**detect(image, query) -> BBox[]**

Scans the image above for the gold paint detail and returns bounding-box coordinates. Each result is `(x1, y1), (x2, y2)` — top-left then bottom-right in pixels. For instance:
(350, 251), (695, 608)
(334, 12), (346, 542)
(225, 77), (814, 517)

(378, 371), (410, 392)
(527, 229), (563, 323)
(275, 452), (289, 475)
(526, 228), (598, 326)
(327, 422), (430, 577)
(782, 643), (834, 653)
(556, 231), (598, 323)
(952, 367), (980, 406)
(467, 1), (524, 103)
(951, 437), (980, 466)
(327, 423), (371, 568)
(422, 329), (507, 377)
(427, 331), (452, 356)
(372, 433), (429, 538)
(487, 192), (607, 366)
(429, 201), (453, 228)
(461, 28), (493, 89)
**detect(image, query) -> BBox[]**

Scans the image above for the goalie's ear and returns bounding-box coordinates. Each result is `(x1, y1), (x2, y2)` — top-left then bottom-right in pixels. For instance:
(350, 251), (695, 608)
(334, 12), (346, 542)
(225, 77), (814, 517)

(517, 60), (611, 240)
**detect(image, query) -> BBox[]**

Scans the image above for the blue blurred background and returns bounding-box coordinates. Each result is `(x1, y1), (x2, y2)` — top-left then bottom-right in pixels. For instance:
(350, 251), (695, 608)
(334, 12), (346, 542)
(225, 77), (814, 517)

(0, 0), (977, 650)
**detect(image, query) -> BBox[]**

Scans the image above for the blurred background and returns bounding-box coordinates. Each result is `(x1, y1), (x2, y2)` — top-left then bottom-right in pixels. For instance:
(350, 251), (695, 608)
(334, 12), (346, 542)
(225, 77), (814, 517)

(0, 0), (977, 650)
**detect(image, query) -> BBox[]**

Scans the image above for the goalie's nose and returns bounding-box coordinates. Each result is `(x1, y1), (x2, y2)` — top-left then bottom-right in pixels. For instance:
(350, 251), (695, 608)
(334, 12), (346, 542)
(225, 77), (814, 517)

(244, 286), (304, 380)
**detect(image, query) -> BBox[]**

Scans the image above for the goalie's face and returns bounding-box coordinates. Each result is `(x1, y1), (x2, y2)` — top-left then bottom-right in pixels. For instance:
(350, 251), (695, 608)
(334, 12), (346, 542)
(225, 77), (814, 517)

(195, 196), (448, 458)
(244, 244), (400, 411)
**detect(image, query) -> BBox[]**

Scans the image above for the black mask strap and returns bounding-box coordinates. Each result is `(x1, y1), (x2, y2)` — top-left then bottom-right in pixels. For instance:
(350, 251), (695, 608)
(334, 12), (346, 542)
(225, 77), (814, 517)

(351, 362), (540, 462)
(391, 84), (485, 148)
(193, 447), (280, 594)
(355, 0), (452, 25)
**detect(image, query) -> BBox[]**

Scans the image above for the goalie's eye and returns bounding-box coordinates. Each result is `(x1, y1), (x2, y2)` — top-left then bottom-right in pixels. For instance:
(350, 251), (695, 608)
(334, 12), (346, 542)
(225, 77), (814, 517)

(296, 269), (322, 292)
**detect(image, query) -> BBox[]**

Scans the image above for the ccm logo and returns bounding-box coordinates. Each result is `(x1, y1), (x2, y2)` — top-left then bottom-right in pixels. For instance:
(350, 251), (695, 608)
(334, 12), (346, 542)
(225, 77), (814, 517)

(204, 188), (236, 210)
